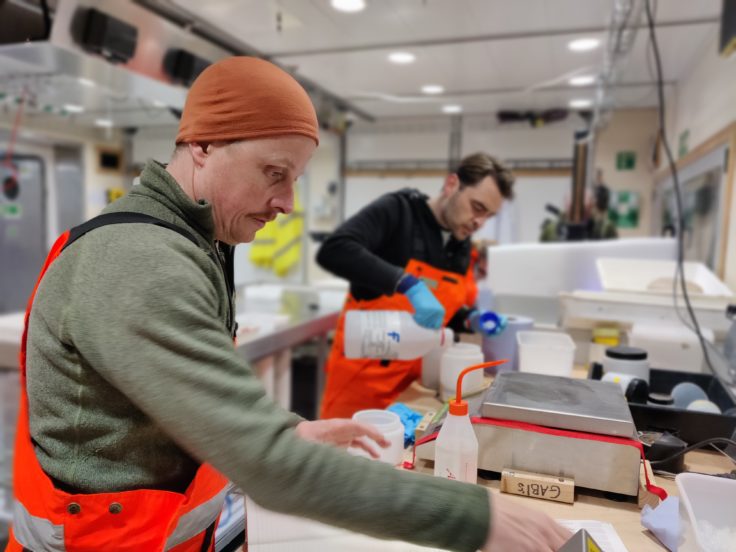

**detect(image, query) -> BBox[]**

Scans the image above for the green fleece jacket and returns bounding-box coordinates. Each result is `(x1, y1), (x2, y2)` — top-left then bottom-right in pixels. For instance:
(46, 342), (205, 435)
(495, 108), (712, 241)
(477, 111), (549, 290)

(26, 160), (490, 551)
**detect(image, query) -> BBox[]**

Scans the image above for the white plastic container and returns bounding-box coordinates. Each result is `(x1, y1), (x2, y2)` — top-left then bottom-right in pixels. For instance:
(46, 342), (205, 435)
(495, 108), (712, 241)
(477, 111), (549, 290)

(516, 331), (576, 376)
(421, 328), (454, 391)
(344, 311), (449, 360)
(676, 472), (736, 552)
(349, 409), (405, 466)
(629, 323), (714, 374)
(596, 258), (734, 297)
(601, 345), (650, 383)
(434, 362), (499, 484)
(439, 343), (484, 401)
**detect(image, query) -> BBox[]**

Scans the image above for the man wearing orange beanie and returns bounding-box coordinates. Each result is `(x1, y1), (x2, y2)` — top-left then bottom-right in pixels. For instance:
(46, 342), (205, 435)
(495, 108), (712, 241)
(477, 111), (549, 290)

(7, 56), (567, 552)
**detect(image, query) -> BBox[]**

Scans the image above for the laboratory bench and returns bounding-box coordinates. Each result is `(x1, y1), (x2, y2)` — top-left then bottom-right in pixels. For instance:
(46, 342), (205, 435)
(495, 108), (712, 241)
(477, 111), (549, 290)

(396, 378), (734, 552)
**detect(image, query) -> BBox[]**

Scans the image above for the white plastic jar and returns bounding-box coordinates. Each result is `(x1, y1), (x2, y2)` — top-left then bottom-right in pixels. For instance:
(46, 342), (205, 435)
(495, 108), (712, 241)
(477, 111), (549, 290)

(349, 409), (405, 466)
(440, 343), (484, 401)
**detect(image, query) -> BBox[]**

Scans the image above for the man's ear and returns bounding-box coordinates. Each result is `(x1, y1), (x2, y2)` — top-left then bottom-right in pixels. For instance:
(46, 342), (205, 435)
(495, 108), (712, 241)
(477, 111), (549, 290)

(443, 173), (460, 196)
(188, 142), (211, 168)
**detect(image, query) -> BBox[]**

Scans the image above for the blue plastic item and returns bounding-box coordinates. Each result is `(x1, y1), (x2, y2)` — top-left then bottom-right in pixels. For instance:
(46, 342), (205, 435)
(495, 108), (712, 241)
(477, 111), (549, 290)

(403, 280), (445, 329)
(469, 309), (508, 337)
(387, 403), (424, 447)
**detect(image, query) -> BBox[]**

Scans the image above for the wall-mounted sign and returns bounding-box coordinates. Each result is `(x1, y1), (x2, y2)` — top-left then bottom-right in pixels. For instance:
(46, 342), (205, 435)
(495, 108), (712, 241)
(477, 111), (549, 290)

(608, 190), (639, 229)
(1, 203), (22, 219)
(615, 151), (636, 171)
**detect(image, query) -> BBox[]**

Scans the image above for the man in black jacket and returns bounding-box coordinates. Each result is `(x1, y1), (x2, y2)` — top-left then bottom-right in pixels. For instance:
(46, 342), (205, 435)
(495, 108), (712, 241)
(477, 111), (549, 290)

(318, 153), (514, 419)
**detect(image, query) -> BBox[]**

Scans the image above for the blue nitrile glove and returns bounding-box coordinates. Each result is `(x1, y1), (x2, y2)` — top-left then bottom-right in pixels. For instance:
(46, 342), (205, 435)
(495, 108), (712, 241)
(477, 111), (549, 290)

(468, 309), (508, 336)
(387, 403), (424, 447)
(397, 274), (445, 330)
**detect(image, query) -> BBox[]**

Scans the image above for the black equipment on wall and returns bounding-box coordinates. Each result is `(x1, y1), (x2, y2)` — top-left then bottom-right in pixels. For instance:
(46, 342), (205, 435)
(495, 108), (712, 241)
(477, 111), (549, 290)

(721, 0), (736, 57)
(163, 48), (212, 86)
(71, 8), (138, 64)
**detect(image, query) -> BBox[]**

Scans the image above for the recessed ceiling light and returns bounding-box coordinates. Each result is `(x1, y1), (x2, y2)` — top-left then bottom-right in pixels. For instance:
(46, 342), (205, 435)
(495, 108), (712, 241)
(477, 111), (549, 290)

(568, 38), (600, 52)
(388, 51), (415, 64)
(78, 77), (96, 88)
(442, 104), (462, 114)
(152, 99), (167, 108)
(95, 118), (114, 128)
(63, 104), (84, 113)
(569, 99), (593, 109)
(331, 0), (366, 12)
(421, 84), (444, 95)
(569, 75), (595, 86)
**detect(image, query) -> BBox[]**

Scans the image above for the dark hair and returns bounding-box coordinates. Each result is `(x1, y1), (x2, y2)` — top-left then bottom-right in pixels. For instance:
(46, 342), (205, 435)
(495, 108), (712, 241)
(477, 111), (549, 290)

(455, 152), (515, 200)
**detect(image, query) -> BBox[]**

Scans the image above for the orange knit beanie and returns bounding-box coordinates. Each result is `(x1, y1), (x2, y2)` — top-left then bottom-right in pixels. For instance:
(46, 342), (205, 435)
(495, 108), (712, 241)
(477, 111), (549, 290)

(176, 56), (319, 145)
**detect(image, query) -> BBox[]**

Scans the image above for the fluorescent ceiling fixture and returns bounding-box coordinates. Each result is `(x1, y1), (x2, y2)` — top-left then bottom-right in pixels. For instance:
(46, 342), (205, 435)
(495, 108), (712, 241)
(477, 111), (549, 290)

(569, 99), (593, 109)
(331, 0), (366, 12)
(95, 118), (114, 128)
(78, 77), (96, 87)
(568, 38), (600, 52)
(569, 75), (595, 86)
(421, 84), (444, 94)
(152, 99), (167, 108)
(388, 51), (415, 64)
(442, 104), (462, 114)
(63, 104), (84, 113)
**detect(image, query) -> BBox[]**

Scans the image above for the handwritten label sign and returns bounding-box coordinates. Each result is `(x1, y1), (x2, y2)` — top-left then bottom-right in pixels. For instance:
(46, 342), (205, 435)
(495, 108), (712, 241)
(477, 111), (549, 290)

(501, 469), (574, 504)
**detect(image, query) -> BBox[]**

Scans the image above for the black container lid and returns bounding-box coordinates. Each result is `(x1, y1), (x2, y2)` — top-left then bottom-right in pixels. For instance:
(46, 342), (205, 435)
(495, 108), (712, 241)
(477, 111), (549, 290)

(605, 345), (648, 361)
(648, 392), (674, 406)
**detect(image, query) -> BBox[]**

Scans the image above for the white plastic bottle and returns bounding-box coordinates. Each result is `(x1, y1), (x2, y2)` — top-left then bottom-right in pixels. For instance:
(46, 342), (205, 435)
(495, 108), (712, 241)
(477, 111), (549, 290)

(344, 310), (449, 360)
(434, 360), (507, 484)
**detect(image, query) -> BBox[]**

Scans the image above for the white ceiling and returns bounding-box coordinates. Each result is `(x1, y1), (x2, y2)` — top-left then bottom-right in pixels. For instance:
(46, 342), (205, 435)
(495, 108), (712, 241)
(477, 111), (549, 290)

(170, 0), (722, 119)
(0, 0), (721, 129)
(168, 0), (721, 118)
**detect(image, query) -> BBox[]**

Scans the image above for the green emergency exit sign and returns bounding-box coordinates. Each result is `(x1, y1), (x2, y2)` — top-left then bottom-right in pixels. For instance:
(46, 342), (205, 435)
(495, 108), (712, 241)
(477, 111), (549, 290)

(616, 151), (636, 171)
(1, 203), (22, 219)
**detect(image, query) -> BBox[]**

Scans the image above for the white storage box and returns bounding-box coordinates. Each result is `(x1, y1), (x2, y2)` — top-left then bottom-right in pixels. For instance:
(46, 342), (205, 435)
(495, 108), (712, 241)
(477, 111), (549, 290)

(629, 323), (714, 373)
(516, 331), (576, 376)
(676, 472), (736, 552)
(596, 258), (733, 297)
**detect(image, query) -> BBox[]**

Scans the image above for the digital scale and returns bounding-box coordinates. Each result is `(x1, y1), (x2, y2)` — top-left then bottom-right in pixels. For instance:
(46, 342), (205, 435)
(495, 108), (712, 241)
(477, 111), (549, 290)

(415, 372), (643, 496)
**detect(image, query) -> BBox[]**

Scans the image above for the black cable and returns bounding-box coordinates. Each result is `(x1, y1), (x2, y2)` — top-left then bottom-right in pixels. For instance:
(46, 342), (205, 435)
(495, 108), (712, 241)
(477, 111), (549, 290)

(39, 0), (51, 40)
(649, 437), (736, 468)
(643, 0), (720, 381)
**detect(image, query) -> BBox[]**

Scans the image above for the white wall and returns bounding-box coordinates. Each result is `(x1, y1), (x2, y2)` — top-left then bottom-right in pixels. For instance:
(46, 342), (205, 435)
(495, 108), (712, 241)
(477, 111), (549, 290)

(132, 125), (177, 165)
(506, 176), (570, 243)
(348, 115), (584, 162)
(345, 176), (439, 218)
(669, 34), (736, 152)
(593, 109), (659, 238)
(666, 34), (736, 289)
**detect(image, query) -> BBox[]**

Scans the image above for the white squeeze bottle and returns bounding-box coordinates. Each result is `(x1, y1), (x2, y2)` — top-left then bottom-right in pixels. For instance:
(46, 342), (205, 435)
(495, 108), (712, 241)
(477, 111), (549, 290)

(344, 310), (449, 360)
(434, 359), (508, 484)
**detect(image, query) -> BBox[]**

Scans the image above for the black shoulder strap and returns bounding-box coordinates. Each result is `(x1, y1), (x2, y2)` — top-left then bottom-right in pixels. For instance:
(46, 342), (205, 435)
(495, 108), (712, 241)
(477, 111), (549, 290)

(63, 212), (199, 252)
